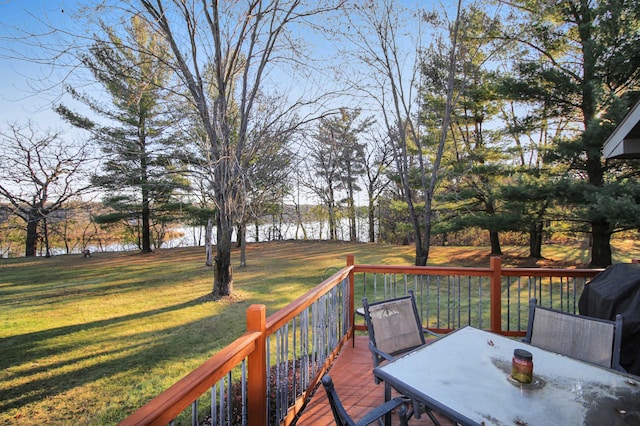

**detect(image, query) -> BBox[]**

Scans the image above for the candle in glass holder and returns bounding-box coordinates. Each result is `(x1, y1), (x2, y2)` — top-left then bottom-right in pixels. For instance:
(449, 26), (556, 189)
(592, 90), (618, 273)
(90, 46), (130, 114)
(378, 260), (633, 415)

(512, 349), (533, 383)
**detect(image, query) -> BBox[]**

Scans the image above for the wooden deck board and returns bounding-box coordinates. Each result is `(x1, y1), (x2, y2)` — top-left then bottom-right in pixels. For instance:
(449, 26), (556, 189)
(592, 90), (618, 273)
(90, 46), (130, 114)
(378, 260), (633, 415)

(296, 336), (454, 425)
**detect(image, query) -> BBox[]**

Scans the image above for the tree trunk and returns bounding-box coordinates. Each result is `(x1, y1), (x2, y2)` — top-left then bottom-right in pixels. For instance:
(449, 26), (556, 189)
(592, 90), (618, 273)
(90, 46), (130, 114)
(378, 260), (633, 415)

(489, 230), (502, 255)
(590, 219), (612, 267)
(43, 217), (51, 257)
(293, 202), (308, 240)
(213, 212), (233, 297)
(415, 217), (429, 266)
(529, 222), (543, 259)
(140, 167), (152, 254)
(239, 222), (247, 268)
(368, 196), (375, 243)
(25, 214), (38, 257)
(205, 217), (213, 267)
(349, 205), (357, 241)
(278, 210), (285, 240)
(141, 201), (151, 253)
(328, 204), (337, 240)
(405, 188), (427, 265)
(140, 133), (152, 253)
(347, 182), (357, 241)
(236, 224), (243, 248)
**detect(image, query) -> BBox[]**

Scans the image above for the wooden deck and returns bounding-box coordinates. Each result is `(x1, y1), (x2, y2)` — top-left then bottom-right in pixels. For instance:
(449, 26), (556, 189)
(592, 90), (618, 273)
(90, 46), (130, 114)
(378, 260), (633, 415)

(296, 336), (454, 425)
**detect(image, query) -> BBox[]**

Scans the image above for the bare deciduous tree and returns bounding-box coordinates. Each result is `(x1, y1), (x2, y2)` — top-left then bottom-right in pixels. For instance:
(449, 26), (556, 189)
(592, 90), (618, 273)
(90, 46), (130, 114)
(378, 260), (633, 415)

(0, 122), (91, 257)
(132, 0), (342, 296)
(361, 129), (393, 242)
(342, 0), (462, 265)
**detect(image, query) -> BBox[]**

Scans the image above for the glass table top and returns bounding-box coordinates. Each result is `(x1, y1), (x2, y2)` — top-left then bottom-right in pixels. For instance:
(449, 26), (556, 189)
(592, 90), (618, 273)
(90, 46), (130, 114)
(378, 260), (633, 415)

(374, 326), (640, 425)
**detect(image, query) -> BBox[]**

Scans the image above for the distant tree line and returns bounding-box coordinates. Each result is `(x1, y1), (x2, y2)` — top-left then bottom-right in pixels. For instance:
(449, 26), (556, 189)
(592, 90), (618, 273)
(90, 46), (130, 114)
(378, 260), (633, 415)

(3, 196), (628, 259)
(1, 1), (640, 299)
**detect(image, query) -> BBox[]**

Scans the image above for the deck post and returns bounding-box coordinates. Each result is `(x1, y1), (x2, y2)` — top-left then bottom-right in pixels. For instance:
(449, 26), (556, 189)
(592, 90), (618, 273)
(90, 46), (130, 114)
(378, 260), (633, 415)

(247, 304), (267, 426)
(490, 256), (502, 334)
(347, 254), (355, 337)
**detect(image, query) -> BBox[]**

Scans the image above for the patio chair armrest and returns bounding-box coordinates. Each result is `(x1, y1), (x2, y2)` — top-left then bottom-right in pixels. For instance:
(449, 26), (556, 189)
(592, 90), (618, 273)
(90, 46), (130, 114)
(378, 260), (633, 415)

(369, 341), (394, 361)
(422, 327), (442, 338)
(354, 397), (410, 426)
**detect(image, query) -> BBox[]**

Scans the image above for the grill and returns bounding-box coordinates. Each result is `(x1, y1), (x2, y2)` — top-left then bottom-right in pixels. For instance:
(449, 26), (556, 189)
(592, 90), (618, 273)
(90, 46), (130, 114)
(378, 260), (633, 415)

(579, 263), (640, 375)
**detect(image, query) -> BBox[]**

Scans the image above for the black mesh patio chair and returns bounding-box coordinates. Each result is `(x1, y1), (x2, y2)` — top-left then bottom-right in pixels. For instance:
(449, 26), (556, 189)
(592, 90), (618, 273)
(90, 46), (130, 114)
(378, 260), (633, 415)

(524, 297), (625, 371)
(321, 374), (410, 426)
(362, 290), (440, 375)
(362, 290), (443, 425)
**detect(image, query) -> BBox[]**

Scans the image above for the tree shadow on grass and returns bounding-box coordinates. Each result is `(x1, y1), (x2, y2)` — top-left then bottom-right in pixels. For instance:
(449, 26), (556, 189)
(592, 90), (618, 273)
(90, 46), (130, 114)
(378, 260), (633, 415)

(0, 296), (237, 421)
(0, 269), (186, 308)
(0, 295), (218, 371)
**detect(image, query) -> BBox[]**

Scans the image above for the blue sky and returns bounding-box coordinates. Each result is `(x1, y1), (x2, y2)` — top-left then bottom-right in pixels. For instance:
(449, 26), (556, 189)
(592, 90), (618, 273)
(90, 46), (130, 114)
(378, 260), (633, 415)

(0, 0), (449, 135)
(0, 0), (86, 131)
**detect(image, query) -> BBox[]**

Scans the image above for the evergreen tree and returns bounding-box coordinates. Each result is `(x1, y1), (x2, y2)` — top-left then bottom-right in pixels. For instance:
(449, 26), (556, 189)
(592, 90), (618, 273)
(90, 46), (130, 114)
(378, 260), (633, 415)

(495, 97), (570, 258)
(434, 64), (507, 255)
(57, 17), (188, 253)
(421, 4), (507, 254)
(502, 0), (640, 266)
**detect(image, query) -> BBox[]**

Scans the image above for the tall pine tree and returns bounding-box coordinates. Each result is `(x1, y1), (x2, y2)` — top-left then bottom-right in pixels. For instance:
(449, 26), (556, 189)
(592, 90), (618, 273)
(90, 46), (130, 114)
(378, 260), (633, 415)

(57, 17), (188, 253)
(502, 0), (640, 266)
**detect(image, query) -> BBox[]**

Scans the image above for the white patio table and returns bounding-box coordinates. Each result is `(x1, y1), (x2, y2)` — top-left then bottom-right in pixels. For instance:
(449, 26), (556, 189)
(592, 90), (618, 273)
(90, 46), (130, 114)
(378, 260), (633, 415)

(373, 326), (640, 426)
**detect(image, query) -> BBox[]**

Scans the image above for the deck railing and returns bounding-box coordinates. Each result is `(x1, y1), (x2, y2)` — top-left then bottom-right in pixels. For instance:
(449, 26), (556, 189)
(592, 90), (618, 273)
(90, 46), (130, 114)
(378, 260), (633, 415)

(353, 257), (600, 337)
(119, 255), (602, 426)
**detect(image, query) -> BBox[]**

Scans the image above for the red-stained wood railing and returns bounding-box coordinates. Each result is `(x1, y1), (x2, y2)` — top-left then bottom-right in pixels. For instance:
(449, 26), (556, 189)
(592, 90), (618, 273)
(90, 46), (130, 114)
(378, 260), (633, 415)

(120, 261), (354, 426)
(119, 309), (263, 426)
(262, 264), (353, 425)
(120, 255), (603, 426)
(351, 256), (601, 337)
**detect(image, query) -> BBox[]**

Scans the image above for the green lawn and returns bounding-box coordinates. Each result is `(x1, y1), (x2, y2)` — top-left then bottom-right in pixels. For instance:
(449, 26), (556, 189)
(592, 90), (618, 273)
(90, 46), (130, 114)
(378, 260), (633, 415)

(1, 240), (639, 424)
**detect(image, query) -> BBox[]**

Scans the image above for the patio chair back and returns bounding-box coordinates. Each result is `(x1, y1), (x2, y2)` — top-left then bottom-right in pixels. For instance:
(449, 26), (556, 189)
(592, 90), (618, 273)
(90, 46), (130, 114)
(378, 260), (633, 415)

(363, 290), (425, 358)
(524, 298), (624, 370)
(321, 374), (409, 426)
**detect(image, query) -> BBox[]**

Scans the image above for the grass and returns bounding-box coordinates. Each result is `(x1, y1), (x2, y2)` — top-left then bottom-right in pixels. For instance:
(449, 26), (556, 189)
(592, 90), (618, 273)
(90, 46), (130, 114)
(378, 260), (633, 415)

(2, 239), (640, 425)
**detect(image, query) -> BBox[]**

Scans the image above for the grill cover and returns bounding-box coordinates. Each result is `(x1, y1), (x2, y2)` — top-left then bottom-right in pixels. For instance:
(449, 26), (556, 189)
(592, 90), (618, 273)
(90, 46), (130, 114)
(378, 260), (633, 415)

(578, 263), (640, 375)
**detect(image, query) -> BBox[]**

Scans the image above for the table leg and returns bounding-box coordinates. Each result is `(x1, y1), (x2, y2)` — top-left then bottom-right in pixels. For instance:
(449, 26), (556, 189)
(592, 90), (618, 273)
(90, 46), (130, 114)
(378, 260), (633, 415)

(384, 381), (392, 426)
